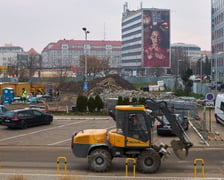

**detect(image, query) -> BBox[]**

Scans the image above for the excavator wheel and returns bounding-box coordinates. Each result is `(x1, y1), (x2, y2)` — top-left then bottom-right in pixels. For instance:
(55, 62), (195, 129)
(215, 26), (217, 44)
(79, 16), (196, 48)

(171, 140), (189, 160)
(88, 148), (112, 172)
(137, 149), (161, 173)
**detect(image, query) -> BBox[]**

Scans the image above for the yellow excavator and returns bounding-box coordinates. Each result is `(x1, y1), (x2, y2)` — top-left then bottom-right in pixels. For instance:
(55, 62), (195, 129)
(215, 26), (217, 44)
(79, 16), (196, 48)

(71, 99), (193, 173)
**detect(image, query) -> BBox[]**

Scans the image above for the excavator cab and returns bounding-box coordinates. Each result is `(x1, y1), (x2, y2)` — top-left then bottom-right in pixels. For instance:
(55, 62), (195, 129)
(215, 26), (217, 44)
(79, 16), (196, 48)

(114, 105), (152, 147)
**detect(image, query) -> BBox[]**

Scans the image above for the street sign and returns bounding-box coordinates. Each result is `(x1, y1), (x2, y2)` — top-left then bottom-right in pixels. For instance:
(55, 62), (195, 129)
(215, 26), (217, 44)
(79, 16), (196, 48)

(83, 82), (89, 90)
(205, 93), (215, 101)
(206, 101), (214, 107)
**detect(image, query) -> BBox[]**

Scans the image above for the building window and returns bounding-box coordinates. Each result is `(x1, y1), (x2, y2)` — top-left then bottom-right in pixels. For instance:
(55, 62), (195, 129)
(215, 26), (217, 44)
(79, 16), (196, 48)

(62, 44), (68, 49)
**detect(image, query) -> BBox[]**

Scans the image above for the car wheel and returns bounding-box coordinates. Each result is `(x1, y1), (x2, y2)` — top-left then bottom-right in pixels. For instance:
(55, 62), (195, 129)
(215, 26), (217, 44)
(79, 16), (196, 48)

(137, 150), (161, 173)
(21, 120), (28, 129)
(45, 117), (51, 125)
(88, 148), (112, 172)
(157, 131), (162, 136)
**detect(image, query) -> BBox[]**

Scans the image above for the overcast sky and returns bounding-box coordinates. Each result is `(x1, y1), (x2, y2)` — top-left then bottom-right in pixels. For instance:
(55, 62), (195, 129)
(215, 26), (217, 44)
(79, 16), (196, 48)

(0, 0), (211, 53)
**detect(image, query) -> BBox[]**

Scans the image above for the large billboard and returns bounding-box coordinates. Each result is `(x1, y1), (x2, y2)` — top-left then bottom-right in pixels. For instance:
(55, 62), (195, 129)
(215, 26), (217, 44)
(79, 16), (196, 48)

(143, 9), (170, 68)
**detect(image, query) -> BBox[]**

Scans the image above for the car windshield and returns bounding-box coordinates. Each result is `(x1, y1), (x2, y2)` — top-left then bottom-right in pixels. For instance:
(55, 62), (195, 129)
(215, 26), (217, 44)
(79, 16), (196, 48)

(177, 115), (184, 123)
(162, 114), (183, 124)
(161, 116), (169, 124)
(5, 111), (16, 118)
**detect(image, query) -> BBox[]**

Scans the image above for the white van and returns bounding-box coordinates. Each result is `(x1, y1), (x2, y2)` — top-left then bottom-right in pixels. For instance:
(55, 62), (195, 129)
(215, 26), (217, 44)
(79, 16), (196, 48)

(215, 94), (224, 125)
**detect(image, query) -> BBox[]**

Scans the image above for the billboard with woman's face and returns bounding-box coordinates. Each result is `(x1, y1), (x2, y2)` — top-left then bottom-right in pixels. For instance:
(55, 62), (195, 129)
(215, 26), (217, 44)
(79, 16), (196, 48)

(143, 9), (170, 68)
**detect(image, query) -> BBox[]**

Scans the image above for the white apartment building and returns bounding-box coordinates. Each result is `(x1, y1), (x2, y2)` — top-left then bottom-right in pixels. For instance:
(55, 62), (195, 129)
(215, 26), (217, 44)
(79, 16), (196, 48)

(41, 39), (121, 70)
(0, 46), (24, 66)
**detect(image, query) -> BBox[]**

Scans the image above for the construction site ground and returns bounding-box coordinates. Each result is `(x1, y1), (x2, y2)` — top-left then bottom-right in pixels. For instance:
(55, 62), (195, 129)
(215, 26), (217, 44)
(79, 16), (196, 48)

(4, 74), (224, 143)
(6, 75), (138, 112)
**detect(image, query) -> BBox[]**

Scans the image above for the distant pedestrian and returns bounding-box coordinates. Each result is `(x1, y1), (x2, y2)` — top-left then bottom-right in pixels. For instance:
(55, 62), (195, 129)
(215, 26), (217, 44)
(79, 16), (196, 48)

(22, 88), (27, 103)
(55, 89), (59, 97)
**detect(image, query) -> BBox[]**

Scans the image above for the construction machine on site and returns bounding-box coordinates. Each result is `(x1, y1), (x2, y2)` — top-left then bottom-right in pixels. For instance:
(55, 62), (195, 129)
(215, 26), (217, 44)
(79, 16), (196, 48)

(71, 99), (193, 173)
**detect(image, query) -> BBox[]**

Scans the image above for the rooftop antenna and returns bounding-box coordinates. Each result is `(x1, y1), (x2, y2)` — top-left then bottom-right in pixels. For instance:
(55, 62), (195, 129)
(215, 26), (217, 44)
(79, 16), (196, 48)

(104, 23), (106, 41)
(123, 2), (128, 16)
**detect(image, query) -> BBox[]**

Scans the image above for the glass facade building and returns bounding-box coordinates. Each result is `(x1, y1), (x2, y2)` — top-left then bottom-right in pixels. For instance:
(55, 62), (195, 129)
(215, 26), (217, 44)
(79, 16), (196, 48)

(211, 0), (224, 81)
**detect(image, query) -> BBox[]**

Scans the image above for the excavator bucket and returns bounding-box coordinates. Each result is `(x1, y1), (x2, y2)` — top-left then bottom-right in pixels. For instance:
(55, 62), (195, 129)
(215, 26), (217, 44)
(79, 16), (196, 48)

(171, 140), (191, 160)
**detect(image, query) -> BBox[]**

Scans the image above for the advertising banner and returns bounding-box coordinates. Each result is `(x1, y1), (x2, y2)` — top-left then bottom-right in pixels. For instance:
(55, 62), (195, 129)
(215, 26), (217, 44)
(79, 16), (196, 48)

(143, 9), (170, 68)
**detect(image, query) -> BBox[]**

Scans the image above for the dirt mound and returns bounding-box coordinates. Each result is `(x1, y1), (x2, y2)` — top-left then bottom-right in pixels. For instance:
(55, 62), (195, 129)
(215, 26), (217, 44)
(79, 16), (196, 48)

(58, 74), (136, 95)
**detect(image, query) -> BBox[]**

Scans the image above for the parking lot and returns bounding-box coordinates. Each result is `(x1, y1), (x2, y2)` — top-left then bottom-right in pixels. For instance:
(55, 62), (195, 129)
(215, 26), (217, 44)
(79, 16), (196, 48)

(0, 116), (115, 146)
(0, 114), (218, 147)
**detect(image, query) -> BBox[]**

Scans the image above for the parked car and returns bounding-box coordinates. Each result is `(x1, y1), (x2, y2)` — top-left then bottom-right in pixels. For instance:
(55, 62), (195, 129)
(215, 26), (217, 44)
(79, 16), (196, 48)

(210, 81), (224, 91)
(157, 114), (189, 136)
(0, 105), (9, 124)
(215, 93), (224, 125)
(1, 109), (53, 129)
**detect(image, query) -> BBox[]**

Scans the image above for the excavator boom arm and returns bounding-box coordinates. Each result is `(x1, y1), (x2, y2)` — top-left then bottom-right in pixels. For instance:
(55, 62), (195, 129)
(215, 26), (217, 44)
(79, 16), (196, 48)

(145, 99), (193, 160)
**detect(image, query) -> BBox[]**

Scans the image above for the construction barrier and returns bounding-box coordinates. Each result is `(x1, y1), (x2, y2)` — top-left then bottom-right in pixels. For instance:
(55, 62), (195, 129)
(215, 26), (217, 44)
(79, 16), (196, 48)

(56, 156), (67, 175)
(125, 158), (136, 177)
(194, 158), (205, 178)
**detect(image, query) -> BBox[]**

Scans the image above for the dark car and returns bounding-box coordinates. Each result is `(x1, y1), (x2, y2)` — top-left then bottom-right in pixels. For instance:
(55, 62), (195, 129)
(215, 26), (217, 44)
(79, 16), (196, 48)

(1, 109), (53, 129)
(0, 105), (9, 124)
(210, 81), (224, 91)
(157, 114), (188, 136)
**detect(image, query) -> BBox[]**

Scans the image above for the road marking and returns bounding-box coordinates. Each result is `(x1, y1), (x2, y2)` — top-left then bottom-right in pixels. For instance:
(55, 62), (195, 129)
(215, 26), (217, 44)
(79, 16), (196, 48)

(0, 120), (89, 142)
(48, 138), (71, 145)
(188, 120), (209, 146)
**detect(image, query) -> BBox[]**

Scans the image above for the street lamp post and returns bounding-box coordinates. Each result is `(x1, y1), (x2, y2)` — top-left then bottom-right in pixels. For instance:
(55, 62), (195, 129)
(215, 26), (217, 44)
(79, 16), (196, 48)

(177, 59), (182, 76)
(82, 27), (90, 82)
(216, 52), (218, 93)
(175, 59), (182, 89)
(200, 55), (205, 95)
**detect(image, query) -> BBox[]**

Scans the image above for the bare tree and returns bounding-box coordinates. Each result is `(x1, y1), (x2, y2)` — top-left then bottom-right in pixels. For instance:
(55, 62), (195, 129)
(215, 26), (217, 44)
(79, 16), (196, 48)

(27, 54), (42, 79)
(17, 53), (41, 82)
(79, 55), (109, 77)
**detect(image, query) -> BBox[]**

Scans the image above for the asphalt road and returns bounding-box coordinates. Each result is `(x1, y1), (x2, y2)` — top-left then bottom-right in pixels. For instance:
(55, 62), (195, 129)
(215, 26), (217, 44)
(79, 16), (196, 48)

(0, 146), (224, 178)
(0, 115), (224, 178)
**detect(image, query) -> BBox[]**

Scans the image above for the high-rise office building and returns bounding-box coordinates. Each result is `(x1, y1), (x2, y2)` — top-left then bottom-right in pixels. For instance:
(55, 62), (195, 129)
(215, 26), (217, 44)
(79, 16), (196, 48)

(121, 3), (170, 76)
(211, 0), (224, 81)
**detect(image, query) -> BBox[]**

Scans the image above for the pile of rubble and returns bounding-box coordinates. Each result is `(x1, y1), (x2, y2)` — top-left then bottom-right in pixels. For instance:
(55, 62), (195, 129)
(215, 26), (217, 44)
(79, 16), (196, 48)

(59, 74), (137, 95)
(57, 74), (157, 110)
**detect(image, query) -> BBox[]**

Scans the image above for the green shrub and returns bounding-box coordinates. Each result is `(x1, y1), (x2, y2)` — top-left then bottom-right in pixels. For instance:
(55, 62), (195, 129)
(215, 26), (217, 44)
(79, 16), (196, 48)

(132, 97), (138, 104)
(117, 96), (123, 105)
(76, 94), (88, 112)
(123, 97), (130, 105)
(138, 97), (146, 104)
(95, 95), (104, 112)
(87, 96), (95, 112)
